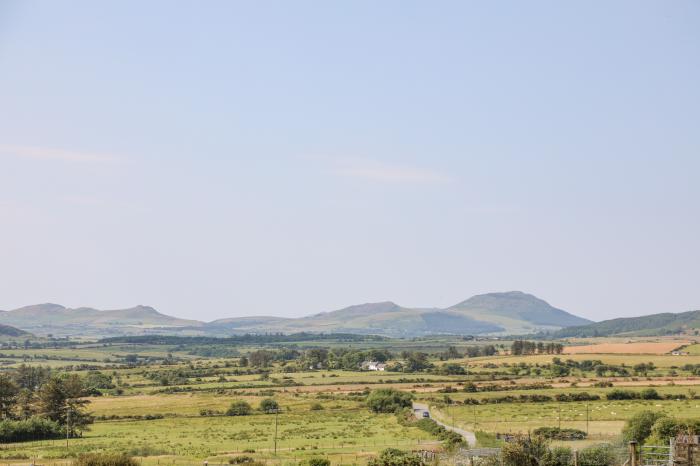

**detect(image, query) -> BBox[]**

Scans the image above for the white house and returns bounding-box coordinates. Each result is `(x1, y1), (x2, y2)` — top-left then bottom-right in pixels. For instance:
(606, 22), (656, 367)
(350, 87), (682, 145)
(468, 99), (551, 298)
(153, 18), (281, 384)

(361, 361), (386, 371)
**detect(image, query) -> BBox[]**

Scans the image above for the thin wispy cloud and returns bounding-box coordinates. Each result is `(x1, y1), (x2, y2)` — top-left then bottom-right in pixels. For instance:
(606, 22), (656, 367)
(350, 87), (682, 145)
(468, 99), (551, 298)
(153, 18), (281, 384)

(331, 158), (451, 184)
(0, 144), (120, 164)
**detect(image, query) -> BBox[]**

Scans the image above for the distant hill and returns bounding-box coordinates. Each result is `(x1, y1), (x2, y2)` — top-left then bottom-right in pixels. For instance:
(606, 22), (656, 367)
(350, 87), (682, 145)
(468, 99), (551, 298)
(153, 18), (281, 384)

(553, 310), (700, 337)
(1, 291), (591, 338)
(0, 322), (30, 337)
(0, 304), (201, 337)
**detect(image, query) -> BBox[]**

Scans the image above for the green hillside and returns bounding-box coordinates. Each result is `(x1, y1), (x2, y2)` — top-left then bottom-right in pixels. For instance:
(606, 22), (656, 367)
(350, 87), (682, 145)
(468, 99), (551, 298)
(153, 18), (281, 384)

(553, 310), (700, 337)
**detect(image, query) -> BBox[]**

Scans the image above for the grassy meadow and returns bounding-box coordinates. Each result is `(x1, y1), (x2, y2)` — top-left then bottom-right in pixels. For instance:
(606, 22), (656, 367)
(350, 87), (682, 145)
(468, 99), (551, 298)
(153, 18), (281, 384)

(0, 334), (699, 464)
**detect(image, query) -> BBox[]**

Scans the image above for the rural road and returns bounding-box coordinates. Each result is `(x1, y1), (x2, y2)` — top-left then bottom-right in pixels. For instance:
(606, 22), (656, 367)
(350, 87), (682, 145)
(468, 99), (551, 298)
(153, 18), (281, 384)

(412, 402), (477, 446)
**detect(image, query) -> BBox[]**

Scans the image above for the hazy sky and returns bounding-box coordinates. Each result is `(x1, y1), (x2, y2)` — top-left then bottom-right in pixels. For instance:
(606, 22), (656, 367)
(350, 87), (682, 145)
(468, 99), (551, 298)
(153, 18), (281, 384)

(1, 1), (698, 322)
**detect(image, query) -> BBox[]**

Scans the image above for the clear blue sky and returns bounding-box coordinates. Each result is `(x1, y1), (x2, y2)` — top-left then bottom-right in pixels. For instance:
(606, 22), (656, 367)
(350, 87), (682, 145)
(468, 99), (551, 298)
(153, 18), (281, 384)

(1, 1), (698, 322)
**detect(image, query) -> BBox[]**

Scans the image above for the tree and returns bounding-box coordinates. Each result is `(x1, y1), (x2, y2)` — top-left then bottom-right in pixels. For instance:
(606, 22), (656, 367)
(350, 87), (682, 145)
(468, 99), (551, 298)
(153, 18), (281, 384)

(259, 398), (279, 413)
(404, 352), (431, 372)
(12, 364), (50, 391)
(226, 401), (252, 416)
(366, 389), (413, 414)
(248, 350), (274, 368)
(623, 410), (666, 443)
(15, 389), (36, 420)
(0, 374), (19, 419)
(37, 375), (93, 436)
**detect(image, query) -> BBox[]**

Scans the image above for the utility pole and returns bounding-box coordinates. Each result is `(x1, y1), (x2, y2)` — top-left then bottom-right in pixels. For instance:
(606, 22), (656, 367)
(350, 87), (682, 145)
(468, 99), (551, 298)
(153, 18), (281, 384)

(273, 408), (279, 455)
(586, 404), (589, 435)
(558, 405), (561, 429)
(66, 405), (71, 449)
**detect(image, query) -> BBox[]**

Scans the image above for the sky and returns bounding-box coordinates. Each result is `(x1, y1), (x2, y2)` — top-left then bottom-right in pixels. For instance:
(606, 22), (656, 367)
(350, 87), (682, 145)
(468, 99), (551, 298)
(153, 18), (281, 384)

(0, 1), (698, 322)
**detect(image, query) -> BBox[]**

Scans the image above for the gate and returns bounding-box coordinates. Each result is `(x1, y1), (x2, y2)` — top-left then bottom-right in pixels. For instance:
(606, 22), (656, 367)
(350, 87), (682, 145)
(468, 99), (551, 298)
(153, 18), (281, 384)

(639, 444), (672, 466)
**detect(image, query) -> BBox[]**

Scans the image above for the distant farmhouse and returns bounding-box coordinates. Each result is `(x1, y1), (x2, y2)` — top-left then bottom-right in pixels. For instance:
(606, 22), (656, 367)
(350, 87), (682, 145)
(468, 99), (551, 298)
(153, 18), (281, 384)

(361, 361), (386, 371)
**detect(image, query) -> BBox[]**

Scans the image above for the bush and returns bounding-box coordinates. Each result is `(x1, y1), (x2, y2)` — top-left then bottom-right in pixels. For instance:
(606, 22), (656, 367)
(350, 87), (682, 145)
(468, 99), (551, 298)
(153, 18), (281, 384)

(0, 417), (63, 443)
(367, 448), (424, 466)
(228, 456), (255, 464)
(606, 389), (637, 400)
(226, 401), (252, 416)
(259, 398), (279, 413)
(623, 410), (666, 443)
(366, 389), (413, 414)
(73, 453), (138, 466)
(640, 388), (661, 400)
(533, 427), (587, 440)
(309, 402), (324, 411)
(501, 436), (551, 466)
(301, 458), (331, 466)
(577, 444), (619, 466)
(414, 418), (465, 449)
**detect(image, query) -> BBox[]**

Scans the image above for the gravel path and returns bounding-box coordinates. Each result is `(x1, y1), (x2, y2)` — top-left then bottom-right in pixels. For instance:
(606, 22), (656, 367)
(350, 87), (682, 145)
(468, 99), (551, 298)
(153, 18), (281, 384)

(412, 402), (477, 446)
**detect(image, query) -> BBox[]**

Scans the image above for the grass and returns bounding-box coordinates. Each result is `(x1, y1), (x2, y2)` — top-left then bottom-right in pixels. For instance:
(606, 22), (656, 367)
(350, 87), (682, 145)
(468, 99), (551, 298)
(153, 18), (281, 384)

(4, 337), (700, 464)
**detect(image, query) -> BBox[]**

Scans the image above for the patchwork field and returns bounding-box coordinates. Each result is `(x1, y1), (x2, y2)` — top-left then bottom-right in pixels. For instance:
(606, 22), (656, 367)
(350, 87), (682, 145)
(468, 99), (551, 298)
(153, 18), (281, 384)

(1, 334), (699, 464)
(563, 341), (688, 355)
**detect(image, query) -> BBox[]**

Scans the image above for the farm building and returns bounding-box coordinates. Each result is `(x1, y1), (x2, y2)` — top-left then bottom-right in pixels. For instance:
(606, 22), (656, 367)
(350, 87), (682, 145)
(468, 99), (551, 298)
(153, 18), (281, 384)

(361, 361), (386, 371)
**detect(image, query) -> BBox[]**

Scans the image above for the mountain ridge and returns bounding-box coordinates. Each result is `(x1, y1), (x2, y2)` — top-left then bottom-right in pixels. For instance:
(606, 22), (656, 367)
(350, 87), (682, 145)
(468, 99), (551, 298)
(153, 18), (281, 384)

(552, 309), (700, 337)
(0, 291), (590, 337)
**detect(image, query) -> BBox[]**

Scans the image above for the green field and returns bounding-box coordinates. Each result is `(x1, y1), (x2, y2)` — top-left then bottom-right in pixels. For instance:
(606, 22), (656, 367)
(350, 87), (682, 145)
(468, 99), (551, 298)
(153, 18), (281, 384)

(1, 335), (699, 464)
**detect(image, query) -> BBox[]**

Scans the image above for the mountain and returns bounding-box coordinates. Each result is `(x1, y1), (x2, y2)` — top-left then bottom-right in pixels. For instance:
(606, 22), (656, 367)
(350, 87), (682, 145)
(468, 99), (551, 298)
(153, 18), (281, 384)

(0, 322), (31, 337)
(199, 292), (590, 336)
(449, 291), (591, 329)
(0, 292), (591, 337)
(0, 304), (201, 337)
(553, 310), (700, 338)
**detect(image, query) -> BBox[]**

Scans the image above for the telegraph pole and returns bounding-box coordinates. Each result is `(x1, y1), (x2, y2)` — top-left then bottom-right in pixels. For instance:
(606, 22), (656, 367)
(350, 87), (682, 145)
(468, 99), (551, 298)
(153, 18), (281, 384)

(66, 405), (71, 449)
(558, 405), (561, 429)
(273, 408), (279, 455)
(586, 404), (589, 435)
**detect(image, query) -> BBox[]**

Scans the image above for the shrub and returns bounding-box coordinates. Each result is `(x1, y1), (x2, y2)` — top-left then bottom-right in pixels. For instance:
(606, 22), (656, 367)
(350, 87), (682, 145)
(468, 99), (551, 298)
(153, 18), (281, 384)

(367, 448), (424, 466)
(533, 427), (587, 440)
(640, 388), (661, 400)
(259, 398), (279, 413)
(301, 458), (331, 466)
(366, 389), (413, 414)
(226, 401), (252, 416)
(309, 402), (324, 411)
(228, 456), (255, 464)
(500, 435), (551, 466)
(414, 418), (466, 449)
(577, 444), (619, 466)
(607, 389), (638, 400)
(623, 410), (666, 443)
(545, 446), (573, 466)
(0, 417), (63, 443)
(73, 453), (138, 466)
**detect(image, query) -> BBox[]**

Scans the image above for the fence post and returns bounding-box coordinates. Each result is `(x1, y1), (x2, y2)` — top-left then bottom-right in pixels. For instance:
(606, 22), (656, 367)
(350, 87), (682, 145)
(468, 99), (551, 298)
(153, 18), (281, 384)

(629, 440), (638, 466)
(573, 449), (578, 466)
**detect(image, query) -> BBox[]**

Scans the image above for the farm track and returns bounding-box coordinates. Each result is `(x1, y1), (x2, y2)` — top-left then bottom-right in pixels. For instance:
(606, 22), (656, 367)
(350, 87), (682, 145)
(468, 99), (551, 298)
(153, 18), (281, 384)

(412, 402), (477, 446)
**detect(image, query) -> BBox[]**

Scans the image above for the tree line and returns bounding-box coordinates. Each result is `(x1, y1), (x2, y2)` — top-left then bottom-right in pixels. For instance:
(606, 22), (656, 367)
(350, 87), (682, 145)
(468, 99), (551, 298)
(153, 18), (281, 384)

(511, 340), (564, 355)
(0, 364), (94, 442)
